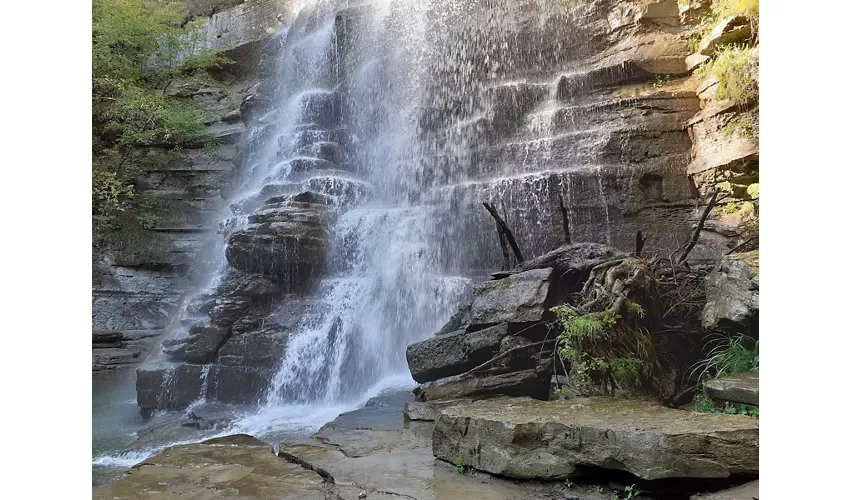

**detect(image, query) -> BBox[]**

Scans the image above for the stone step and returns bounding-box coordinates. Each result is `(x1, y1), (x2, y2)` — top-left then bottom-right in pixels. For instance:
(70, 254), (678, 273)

(690, 480), (759, 500)
(432, 396), (759, 481)
(705, 370), (759, 407)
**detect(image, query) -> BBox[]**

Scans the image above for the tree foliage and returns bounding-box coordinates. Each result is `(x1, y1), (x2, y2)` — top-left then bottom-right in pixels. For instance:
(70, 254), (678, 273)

(92, 0), (230, 243)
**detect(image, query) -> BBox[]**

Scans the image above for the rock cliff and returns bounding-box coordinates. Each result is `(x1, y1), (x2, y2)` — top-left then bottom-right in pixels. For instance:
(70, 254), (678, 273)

(92, 0), (293, 371)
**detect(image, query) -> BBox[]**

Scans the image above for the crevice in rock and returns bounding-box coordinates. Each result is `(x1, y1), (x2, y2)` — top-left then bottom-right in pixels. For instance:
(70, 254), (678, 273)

(275, 448), (336, 484)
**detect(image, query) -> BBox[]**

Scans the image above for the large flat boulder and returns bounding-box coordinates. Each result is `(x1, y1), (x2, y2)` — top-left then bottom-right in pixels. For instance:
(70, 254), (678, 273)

(92, 434), (327, 500)
(705, 370), (759, 406)
(432, 397), (758, 481)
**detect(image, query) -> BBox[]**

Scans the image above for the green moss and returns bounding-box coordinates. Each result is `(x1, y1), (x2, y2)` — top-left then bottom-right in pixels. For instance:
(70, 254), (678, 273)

(697, 45), (759, 105)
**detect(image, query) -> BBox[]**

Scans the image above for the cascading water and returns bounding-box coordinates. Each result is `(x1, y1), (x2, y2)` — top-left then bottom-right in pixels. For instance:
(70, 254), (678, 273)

(98, 2), (690, 477)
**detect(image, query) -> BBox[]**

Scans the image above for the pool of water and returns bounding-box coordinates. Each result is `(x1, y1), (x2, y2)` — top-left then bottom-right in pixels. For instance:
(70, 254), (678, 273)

(92, 369), (416, 487)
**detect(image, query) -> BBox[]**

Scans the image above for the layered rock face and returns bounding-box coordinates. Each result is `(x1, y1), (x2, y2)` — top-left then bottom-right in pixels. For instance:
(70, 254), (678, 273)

(92, 0), (293, 371)
(416, 0), (704, 272)
(135, 0), (717, 413)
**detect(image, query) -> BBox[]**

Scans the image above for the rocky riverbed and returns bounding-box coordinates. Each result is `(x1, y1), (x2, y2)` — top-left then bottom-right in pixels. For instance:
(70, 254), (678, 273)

(95, 388), (758, 500)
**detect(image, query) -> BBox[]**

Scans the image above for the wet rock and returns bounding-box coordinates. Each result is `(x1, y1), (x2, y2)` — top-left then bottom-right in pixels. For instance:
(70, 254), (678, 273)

(403, 400), (468, 421)
(432, 397), (759, 480)
(92, 434), (327, 500)
(184, 402), (242, 430)
(225, 203), (330, 286)
(217, 327), (286, 369)
(691, 480), (759, 500)
(230, 273), (280, 297)
(183, 324), (231, 363)
(705, 370), (759, 406)
(702, 251), (759, 331)
(136, 363), (205, 412)
(208, 296), (251, 326)
(93, 331), (123, 344)
(413, 368), (551, 402)
(406, 323), (509, 383)
(698, 16), (753, 57)
(208, 364), (274, 406)
(92, 348), (141, 370)
(467, 268), (554, 327)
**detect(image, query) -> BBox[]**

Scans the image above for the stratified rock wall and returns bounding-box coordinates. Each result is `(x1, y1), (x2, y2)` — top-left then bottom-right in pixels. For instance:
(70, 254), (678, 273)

(92, 0), (293, 371)
(133, 0), (741, 411)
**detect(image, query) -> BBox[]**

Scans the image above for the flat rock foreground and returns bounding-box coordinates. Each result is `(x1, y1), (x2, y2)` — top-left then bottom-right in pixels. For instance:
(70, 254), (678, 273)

(94, 397), (758, 500)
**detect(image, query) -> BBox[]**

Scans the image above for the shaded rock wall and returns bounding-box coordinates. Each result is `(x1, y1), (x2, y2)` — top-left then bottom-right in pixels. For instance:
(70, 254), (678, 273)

(92, 0), (293, 371)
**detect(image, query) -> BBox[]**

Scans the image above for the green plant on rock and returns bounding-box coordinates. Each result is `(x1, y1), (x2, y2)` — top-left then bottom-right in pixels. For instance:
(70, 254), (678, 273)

(624, 484), (636, 499)
(692, 394), (759, 418)
(696, 44), (759, 105)
(688, 334), (759, 384)
(652, 74), (672, 88)
(456, 456), (467, 474)
(552, 259), (661, 397)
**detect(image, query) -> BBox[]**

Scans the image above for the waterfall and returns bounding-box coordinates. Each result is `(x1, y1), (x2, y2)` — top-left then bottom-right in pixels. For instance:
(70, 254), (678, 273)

(135, 0), (668, 433)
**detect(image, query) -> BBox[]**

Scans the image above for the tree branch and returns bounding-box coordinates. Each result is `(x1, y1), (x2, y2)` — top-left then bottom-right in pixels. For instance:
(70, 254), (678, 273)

(677, 190), (720, 265)
(483, 202), (524, 263)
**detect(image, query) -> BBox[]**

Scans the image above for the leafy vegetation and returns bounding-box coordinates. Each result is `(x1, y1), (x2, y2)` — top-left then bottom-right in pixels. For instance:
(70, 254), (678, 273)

(692, 394), (759, 418)
(652, 74), (672, 88)
(92, 0), (231, 252)
(713, 0), (759, 22)
(455, 456), (467, 474)
(552, 301), (656, 397)
(688, 334), (759, 384)
(697, 44), (759, 105)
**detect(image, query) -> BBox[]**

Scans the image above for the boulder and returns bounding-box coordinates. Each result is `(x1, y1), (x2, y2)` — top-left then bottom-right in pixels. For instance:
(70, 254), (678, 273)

(217, 328), (287, 369)
(208, 364), (275, 406)
(432, 397), (759, 480)
(92, 434), (327, 500)
(467, 268), (554, 327)
(413, 368), (551, 402)
(225, 203), (330, 285)
(184, 402), (242, 430)
(406, 323), (509, 383)
(705, 370), (759, 406)
(699, 16), (753, 57)
(702, 251), (759, 331)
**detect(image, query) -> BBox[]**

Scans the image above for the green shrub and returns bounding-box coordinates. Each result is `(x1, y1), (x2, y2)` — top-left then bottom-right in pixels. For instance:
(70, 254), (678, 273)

(92, 0), (229, 242)
(712, 0), (759, 21)
(553, 305), (656, 396)
(688, 334), (759, 383)
(697, 45), (759, 105)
